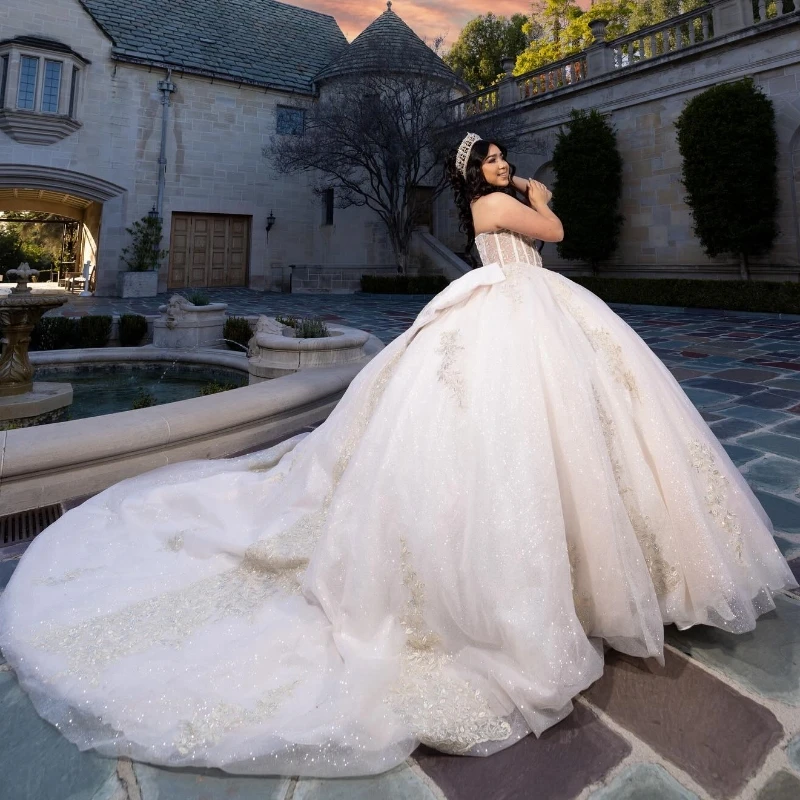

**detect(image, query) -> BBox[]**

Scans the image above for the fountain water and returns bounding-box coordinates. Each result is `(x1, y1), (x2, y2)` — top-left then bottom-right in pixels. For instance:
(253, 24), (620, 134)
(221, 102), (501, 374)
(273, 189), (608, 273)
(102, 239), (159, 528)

(0, 264), (73, 429)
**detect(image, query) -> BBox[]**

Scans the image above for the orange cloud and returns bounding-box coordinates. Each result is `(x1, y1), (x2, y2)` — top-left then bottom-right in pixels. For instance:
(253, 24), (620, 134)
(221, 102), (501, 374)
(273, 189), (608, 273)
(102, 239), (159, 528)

(292, 1), (589, 44)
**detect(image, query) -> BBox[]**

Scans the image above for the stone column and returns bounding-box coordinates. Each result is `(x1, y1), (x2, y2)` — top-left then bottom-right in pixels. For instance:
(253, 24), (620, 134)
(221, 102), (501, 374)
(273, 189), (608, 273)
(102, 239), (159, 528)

(711, 0), (755, 36)
(497, 57), (519, 106)
(586, 19), (615, 77)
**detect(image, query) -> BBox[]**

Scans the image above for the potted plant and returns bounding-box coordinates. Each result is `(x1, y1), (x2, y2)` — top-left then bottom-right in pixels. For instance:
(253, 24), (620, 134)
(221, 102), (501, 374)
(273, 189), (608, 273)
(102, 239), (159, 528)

(117, 213), (165, 298)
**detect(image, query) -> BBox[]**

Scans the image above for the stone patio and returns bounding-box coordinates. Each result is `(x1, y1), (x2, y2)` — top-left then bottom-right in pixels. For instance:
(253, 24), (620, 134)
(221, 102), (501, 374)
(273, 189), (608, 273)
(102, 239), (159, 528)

(1, 292), (800, 800)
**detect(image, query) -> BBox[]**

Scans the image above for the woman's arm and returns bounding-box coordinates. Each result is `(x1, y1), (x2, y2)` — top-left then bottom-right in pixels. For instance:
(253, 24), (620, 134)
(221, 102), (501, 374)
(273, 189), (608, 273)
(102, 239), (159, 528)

(473, 183), (563, 242)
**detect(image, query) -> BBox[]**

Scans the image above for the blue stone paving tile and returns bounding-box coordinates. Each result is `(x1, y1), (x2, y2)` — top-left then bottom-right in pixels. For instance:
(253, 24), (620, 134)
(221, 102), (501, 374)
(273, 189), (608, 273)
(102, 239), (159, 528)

(722, 406), (794, 425)
(683, 387), (735, 409)
(589, 763), (699, 800)
(0, 558), (18, 590)
(711, 368), (781, 382)
(293, 764), (438, 800)
(774, 418), (800, 437)
(700, 410), (724, 423)
(742, 456), (800, 495)
(722, 444), (763, 466)
(767, 378), (800, 392)
(134, 763), (290, 800)
(755, 491), (800, 534)
(787, 733), (800, 772)
(709, 418), (761, 440)
(0, 671), (116, 800)
(756, 771), (800, 800)
(667, 595), (800, 706)
(737, 392), (800, 410)
(681, 378), (764, 396)
(737, 433), (800, 461)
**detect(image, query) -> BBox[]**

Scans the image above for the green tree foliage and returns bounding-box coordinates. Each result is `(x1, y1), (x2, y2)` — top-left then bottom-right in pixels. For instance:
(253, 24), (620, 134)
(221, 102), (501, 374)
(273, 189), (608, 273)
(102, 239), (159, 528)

(551, 109), (624, 272)
(0, 212), (64, 267)
(121, 215), (166, 272)
(0, 228), (24, 275)
(444, 13), (530, 90)
(675, 77), (778, 279)
(515, 0), (706, 74)
(0, 221), (57, 275)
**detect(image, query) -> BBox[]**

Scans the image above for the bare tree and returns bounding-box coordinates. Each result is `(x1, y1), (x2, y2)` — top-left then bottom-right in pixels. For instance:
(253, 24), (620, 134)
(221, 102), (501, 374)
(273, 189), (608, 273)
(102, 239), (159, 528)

(271, 70), (549, 272)
(271, 72), (460, 272)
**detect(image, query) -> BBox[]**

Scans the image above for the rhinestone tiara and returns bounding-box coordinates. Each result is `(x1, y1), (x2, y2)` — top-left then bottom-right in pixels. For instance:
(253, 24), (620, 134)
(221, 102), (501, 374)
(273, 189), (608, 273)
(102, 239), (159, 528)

(455, 132), (481, 179)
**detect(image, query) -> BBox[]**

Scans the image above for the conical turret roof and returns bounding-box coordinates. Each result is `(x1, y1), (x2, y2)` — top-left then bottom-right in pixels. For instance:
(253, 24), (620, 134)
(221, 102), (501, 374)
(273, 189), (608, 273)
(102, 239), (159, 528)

(314, 3), (466, 88)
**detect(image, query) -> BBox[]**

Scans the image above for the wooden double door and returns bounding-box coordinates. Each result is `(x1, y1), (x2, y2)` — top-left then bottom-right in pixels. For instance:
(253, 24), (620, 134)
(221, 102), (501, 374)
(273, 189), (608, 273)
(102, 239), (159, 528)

(168, 213), (250, 289)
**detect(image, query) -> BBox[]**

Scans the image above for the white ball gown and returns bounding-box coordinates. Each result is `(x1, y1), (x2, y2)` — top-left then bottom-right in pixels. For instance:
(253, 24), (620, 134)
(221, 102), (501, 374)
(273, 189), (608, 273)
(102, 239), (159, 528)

(0, 230), (795, 776)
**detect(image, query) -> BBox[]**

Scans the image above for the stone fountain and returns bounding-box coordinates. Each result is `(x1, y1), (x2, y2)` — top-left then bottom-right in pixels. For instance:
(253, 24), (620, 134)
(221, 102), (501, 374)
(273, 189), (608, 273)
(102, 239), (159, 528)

(0, 264), (73, 429)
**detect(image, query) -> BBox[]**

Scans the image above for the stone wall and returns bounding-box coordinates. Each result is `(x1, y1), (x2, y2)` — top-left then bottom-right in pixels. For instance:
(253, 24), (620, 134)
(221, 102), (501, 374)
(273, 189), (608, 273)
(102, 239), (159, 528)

(440, 8), (800, 281)
(0, 0), (397, 296)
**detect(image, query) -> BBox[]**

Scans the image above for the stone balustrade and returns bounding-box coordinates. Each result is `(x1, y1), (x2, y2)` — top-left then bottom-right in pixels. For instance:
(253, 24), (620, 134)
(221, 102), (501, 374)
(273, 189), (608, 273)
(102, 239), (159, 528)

(447, 0), (796, 120)
(606, 5), (715, 69)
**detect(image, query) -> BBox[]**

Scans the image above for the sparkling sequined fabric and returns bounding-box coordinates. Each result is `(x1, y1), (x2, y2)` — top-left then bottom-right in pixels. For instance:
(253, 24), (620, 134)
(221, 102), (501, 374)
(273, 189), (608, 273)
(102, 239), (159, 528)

(0, 231), (795, 776)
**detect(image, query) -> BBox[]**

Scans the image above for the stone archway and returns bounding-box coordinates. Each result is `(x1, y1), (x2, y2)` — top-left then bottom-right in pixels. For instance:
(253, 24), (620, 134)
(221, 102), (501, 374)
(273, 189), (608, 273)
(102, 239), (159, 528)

(0, 165), (126, 294)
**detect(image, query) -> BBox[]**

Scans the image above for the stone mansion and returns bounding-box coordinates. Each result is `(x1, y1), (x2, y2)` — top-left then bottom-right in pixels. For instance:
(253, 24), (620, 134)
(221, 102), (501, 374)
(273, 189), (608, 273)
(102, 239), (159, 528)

(1, 0), (800, 296)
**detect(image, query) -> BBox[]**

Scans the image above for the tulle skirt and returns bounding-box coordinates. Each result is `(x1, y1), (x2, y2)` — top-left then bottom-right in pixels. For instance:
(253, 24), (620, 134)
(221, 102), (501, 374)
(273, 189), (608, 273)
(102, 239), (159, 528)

(0, 261), (794, 776)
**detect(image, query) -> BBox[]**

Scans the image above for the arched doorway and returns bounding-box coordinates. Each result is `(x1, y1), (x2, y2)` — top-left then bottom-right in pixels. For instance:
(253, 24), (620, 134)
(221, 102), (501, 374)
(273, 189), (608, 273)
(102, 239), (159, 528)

(0, 165), (126, 294)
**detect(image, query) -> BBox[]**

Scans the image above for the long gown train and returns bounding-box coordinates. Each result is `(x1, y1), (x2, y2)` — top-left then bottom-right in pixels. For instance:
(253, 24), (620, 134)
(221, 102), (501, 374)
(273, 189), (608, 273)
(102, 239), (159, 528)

(0, 230), (795, 776)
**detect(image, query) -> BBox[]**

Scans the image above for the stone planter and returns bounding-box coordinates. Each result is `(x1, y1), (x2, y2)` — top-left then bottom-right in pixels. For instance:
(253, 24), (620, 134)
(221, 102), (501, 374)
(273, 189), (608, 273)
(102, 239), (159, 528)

(117, 270), (158, 298)
(247, 317), (370, 381)
(152, 295), (229, 349)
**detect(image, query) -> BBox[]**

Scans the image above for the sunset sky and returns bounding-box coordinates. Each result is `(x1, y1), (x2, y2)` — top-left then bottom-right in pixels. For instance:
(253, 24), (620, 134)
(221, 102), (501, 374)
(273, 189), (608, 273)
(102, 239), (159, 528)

(291, 1), (541, 45)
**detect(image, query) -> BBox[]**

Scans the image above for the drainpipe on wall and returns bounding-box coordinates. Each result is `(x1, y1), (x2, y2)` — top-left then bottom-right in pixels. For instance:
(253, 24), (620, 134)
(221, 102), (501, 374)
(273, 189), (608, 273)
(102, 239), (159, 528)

(156, 69), (176, 219)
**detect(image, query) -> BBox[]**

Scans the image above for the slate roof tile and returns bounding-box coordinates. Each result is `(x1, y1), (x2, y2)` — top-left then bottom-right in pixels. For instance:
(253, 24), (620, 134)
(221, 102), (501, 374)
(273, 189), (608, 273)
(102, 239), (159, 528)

(79, 0), (347, 94)
(314, 6), (465, 89)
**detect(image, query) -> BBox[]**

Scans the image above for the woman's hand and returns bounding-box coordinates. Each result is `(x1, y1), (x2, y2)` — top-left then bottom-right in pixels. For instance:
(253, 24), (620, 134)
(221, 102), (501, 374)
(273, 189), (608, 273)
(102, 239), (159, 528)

(526, 179), (552, 208)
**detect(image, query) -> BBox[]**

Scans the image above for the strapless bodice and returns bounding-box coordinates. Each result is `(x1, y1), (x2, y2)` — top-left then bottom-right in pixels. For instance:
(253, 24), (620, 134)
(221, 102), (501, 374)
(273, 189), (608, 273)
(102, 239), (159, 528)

(475, 230), (542, 269)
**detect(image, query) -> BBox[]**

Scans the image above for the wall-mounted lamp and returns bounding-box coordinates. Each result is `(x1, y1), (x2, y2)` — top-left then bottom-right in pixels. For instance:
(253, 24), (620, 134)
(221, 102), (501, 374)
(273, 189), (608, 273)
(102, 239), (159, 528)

(148, 205), (160, 220)
(266, 210), (276, 241)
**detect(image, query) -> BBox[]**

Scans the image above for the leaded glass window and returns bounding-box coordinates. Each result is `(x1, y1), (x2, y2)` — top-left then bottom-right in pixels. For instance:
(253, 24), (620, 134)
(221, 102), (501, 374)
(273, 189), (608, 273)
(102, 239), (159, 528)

(17, 55), (38, 110)
(42, 60), (62, 113)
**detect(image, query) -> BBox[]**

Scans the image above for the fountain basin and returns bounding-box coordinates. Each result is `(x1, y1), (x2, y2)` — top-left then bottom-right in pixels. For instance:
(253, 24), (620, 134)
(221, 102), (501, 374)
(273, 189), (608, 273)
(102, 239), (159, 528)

(0, 382), (73, 428)
(248, 324), (371, 380)
(0, 335), (383, 515)
(153, 297), (229, 349)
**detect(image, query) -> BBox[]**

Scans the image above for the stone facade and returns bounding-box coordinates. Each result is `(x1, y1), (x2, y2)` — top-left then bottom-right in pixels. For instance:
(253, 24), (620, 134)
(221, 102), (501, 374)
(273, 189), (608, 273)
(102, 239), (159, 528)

(0, 0), (402, 296)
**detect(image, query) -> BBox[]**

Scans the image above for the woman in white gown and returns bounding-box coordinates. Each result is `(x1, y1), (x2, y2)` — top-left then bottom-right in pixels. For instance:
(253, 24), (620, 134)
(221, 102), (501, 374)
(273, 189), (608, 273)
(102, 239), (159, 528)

(0, 133), (795, 777)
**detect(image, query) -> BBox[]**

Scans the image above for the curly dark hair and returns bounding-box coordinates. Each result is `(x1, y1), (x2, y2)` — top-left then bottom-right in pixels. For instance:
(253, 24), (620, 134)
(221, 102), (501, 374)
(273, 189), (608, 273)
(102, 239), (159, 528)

(446, 139), (518, 265)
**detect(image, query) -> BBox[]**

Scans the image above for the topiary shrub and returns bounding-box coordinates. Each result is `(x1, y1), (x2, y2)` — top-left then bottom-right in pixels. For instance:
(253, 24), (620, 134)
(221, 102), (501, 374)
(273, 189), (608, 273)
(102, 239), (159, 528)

(29, 317), (79, 351)
(551, 109), (624, 275)
(223, 316), (254, 351)
(76, 315), (112, 348)
(118, 314), (148, 347)
(675, 77), (778, 280)
(573, 276), (800, 314)
(360, 275), (449, 294)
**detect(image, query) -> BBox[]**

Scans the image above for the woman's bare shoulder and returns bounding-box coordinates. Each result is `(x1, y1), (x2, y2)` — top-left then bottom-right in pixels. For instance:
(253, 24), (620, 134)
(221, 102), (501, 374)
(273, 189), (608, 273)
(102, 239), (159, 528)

(472, 192), (522, 234)
(472, 192), (519, 211)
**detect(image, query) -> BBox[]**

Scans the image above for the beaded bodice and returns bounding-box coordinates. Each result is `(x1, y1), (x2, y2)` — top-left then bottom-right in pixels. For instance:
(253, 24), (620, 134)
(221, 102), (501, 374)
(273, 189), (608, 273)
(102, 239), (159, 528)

(475, 230), (542, 269)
